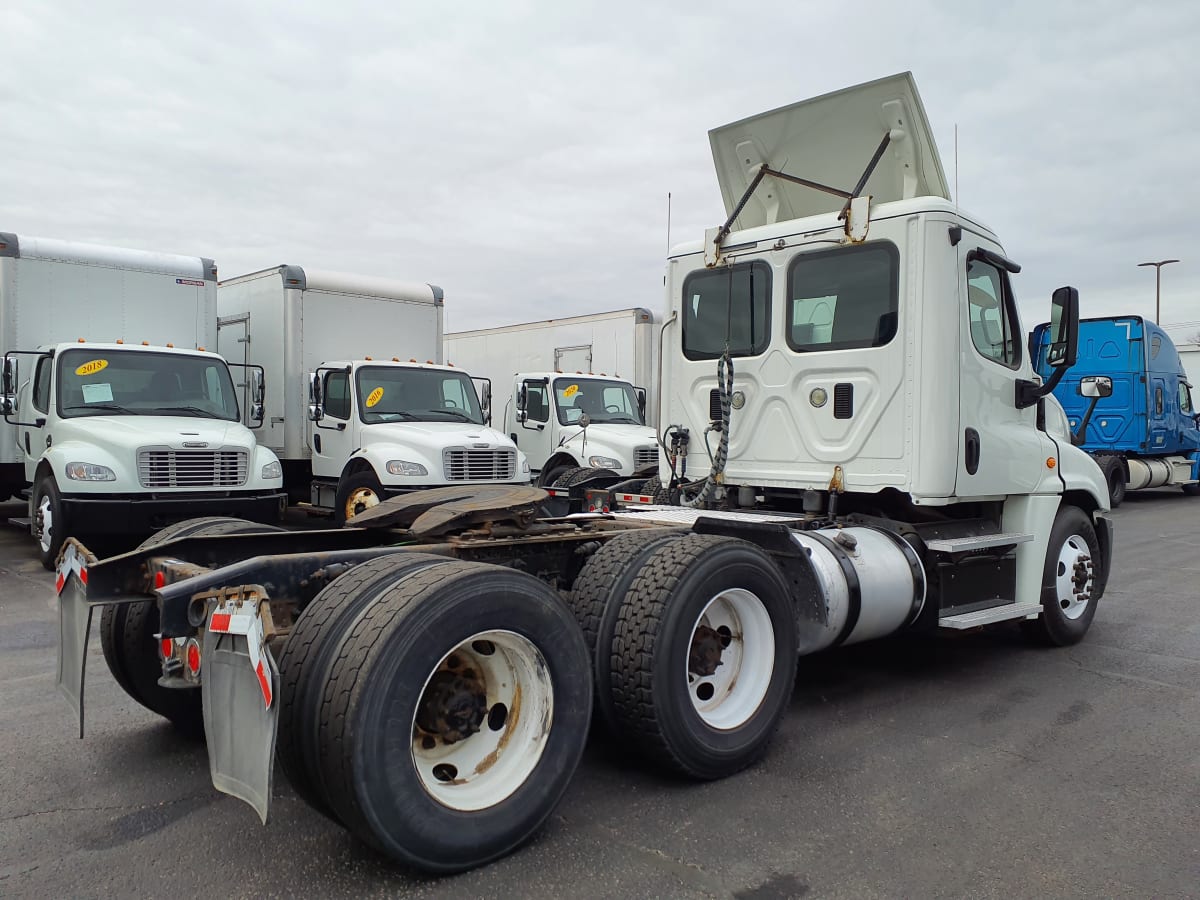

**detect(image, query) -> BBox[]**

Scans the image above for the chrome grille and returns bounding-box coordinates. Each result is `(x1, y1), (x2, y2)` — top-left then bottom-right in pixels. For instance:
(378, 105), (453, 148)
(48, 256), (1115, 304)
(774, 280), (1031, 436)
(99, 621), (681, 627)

(442, 448), (517, 481)
(137, 448), (248, 488)
(634, 446), (659, 469)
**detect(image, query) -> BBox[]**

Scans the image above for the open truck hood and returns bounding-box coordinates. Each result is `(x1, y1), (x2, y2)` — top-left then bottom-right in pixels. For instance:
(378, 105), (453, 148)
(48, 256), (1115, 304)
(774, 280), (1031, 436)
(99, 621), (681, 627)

(709, 72), (951, 230)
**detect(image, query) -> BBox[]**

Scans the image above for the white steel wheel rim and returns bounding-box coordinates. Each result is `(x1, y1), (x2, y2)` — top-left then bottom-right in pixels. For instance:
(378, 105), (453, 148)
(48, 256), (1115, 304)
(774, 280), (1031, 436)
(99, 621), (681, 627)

(685, 588), (775, 730)
(1055, 533), (1093, 620)
(36, 495), (53, 554)
(344, 487), (379, 521)
(411, 629), (553, 812)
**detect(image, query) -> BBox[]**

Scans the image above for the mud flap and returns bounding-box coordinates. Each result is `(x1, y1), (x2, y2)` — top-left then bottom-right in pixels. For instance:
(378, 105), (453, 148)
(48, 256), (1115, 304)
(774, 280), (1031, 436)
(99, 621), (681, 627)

(201, 599), (279, 825)
(54, 541), (94, 738)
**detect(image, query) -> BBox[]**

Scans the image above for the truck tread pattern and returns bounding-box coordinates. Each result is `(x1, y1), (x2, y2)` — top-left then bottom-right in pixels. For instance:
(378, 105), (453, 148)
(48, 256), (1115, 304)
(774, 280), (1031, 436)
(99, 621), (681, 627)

(608, 534), (737, 773)
(554, 466), (617, 487)
(275, 551), (451, 815)
(314, 561), (490, 839)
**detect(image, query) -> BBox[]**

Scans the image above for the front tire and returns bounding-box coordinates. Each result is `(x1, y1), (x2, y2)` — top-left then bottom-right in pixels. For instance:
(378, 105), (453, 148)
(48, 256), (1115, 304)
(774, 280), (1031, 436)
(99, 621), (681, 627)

(1097, 455), (1125, 507)
(1022, 505), (1100, 647)
(610, 534), (798, 780)
(334, 470), (384, 526)
(315, 561), (591, 872)
(32, 476), (67, 570)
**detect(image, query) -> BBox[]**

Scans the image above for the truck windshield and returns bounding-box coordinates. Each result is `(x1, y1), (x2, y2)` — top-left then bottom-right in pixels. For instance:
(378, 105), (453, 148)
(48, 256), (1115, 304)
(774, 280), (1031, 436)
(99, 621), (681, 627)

(57, 349), (239, 421)
(355, 366), (485, 425)
(552, 378), (643, 425)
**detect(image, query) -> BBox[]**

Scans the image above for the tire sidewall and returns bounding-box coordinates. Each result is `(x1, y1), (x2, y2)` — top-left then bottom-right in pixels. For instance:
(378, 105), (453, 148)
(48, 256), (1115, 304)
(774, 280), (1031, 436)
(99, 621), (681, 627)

(1039, 506), (1100, 645)
(645, 547), (797, 776)
(351, 573), (591, 871)
(33, 476), (65, 569)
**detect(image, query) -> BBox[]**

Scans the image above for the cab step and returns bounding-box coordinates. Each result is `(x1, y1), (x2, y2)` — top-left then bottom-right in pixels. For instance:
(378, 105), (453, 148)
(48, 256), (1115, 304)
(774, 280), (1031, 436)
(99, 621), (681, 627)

(938, 601), (1042, 629)
(925, 532), (1033, 554)
(7, 516), (31, 529)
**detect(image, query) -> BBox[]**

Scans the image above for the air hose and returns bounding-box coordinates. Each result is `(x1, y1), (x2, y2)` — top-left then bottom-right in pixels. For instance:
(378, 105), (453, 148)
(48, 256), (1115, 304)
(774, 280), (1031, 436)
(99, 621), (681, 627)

(681, 348), (733, 508)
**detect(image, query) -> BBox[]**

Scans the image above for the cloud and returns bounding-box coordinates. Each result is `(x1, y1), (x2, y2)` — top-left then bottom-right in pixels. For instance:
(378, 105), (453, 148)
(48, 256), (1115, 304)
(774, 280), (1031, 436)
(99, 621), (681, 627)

(1, 0), (1196, 336)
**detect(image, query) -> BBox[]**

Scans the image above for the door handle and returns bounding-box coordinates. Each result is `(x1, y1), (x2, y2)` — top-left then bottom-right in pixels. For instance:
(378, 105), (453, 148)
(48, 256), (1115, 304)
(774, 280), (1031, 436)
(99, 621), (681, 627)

(964, 428), (981, 475)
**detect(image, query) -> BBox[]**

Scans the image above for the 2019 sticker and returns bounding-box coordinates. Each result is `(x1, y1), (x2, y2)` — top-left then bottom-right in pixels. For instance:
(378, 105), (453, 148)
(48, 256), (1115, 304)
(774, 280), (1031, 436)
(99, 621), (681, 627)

(563, 384), (580, 398)
(74, 359), (108, 376)
(366, 387), (384, 408)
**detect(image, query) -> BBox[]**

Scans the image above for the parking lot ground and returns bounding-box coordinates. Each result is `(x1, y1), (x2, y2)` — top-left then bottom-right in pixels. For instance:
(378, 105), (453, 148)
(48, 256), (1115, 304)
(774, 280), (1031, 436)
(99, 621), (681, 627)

(1, 492), (1198, 899)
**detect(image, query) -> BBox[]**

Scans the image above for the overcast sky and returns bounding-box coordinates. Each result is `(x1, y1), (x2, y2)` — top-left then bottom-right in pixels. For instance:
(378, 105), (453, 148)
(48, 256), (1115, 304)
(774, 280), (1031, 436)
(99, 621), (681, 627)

(2, 0), (1197, 339)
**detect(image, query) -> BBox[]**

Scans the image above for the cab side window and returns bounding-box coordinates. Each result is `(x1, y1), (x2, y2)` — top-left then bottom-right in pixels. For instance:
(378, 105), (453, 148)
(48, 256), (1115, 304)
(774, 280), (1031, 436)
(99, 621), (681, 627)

(32, 357), (52, 413)
(324, 371), (351, 420)
(966, 258), (1021, 369)
(523, 382), (549, 423)
(1155, 386), (1164, 416)
(1178, 382), (1194, 415)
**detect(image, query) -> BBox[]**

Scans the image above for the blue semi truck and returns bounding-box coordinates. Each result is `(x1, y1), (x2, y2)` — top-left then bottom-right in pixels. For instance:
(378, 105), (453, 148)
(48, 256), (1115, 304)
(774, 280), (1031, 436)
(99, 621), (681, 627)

(1032, 315), (1200, 505)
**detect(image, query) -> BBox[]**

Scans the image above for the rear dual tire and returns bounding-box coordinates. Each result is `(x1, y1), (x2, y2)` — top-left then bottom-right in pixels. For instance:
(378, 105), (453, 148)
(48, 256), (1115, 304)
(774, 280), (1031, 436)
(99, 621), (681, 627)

(278, 558), (591, 873)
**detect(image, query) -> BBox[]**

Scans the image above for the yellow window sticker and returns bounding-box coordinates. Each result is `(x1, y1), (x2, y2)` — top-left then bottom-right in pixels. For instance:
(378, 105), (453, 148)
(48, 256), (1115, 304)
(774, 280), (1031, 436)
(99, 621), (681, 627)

(74, 359), (108, 377)
(562, 384), (580, 398)
(366, 387), (384, 408)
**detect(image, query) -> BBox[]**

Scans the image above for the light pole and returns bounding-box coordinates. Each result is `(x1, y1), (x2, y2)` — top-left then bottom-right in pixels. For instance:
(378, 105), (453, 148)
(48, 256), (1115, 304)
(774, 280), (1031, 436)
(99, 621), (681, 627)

(1137, 259), (1180, 323)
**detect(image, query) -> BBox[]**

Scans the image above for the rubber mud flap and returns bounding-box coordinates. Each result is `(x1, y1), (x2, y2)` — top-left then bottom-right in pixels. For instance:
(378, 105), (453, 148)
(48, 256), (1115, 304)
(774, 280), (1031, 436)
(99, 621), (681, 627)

(55, 563), (92, 738)
(202, 625), (280, 825)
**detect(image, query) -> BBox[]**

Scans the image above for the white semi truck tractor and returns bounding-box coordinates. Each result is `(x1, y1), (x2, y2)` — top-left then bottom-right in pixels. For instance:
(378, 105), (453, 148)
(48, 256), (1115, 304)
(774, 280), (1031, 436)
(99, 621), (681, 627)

(217, 266), (529, 522)
(0, 233), (285, 567)
(54, 73), (1110, 874)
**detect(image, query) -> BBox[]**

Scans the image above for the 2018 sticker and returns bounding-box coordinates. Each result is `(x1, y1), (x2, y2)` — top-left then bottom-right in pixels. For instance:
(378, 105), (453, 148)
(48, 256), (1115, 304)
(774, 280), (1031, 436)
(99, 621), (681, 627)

(74, 359), (108, 376)
(563, 384), (579, 398)
(366, 387), (384, 408)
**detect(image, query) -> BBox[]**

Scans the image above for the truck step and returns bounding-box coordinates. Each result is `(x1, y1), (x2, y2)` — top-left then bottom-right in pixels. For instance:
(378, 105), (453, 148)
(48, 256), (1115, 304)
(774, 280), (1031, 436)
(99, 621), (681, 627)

(938, 601), (1041, 629)
(7, 517), (31, 529)
(925, 532), (1033, 554)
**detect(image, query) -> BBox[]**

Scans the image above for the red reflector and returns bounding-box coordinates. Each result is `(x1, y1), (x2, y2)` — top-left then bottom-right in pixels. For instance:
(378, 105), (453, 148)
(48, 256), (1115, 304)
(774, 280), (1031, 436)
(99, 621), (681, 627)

(160, 638), (174, 660)
(186, 641), (201, 675)
(154, 571), (165, 589)
(210, 612), (231, 632)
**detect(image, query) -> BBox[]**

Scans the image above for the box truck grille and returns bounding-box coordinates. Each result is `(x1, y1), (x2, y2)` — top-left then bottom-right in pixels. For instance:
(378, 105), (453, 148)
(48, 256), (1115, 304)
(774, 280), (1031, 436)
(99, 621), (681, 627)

(634, 446), (659, 469)
(442, 448), (517, 481)
(137, 449), (248, 488)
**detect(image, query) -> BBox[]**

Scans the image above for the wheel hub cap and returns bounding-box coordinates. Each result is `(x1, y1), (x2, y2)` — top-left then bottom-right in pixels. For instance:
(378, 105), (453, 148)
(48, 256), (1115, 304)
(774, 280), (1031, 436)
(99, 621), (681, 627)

(1055, 533), (1094, 620)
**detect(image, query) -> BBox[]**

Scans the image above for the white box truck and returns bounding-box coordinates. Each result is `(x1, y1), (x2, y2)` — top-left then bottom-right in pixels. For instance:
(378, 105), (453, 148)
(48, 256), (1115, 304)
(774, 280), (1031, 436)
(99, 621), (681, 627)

(445, 308), (661, 485)
(217, 266), (529, 522)
(0, 233), (286, 567)
(56, 74), (1113, 875)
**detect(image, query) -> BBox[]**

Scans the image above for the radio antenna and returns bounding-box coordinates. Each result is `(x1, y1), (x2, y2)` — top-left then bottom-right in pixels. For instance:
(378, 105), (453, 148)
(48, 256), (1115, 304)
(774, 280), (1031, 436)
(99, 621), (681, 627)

(954, 124), (959, 206)
(666, 191), (672, 254)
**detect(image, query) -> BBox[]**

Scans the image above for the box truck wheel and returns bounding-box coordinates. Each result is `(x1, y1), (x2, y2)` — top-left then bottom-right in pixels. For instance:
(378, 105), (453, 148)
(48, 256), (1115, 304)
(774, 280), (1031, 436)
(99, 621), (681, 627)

(568, 528), (686, 735)
(1022, 506), (1100, 647)
(1096, 455), (1125, 506)
(32, 476), (68, 571)
(98, 517), (284, 734)
(314, 561), (591, 873)
(335, 471), (384, 526)
(275, 551), (455, 819)
(609, 534), (798, 780)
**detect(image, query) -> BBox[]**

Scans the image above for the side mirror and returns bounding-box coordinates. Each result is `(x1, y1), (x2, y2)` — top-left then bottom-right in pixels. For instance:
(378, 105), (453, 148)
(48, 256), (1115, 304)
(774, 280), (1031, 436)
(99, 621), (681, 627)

(1, 356), (17, 417)
(1046, 286), (1079, 369)
(249, 368), (265, 427)
(579, 412), (591, 429)
(635, 388), (647, 419)
(1078, 375), (1112, 399)
(307, 372), (324, 422)
(516, 383), (527, 424)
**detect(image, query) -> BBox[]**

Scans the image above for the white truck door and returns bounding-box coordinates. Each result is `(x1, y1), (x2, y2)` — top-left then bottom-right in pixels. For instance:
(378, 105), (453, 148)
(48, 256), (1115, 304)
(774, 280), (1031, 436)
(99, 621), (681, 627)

(311, 368), (356, 480)
(514, 377), (554, 471)
(21, 355), (54, 482)
(956, 244), (1054, 496)
(555, 345), (592, 374)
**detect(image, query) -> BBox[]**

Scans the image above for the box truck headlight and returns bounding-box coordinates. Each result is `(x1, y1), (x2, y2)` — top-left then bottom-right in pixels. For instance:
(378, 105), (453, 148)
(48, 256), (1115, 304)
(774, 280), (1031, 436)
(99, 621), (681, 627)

(65, 462), (116, 482)
(387, 460), (428, 476)
(261, 461), (282, 480)
(588, 455), (622, 470)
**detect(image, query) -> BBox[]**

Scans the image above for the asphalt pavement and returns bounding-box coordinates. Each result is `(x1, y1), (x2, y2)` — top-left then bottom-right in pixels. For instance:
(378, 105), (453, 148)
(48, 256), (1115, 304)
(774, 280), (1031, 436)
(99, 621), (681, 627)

(1, 493), (1197, 899)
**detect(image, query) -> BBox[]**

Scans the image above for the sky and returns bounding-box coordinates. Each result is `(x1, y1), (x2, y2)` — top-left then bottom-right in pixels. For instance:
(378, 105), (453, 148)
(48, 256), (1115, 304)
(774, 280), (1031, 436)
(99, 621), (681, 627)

(2, 0), (1198, 340)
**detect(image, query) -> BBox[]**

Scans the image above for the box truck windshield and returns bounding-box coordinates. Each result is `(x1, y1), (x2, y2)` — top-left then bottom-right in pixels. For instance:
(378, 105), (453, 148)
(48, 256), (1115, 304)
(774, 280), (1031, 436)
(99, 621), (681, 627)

(551, 377), (643, 425)
(352, 366), (484, 425)
(54, 348), (240, 421)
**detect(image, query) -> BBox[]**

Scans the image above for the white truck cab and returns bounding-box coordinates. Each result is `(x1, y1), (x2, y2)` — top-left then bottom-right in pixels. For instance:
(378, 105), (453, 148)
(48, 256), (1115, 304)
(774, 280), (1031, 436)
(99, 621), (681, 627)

(309, 358), (529, 520)
(507, 371), (659, 485)
(3, 341), (284, 566)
